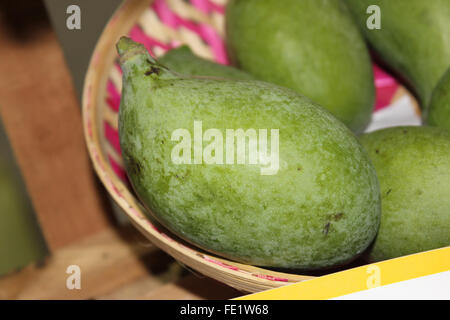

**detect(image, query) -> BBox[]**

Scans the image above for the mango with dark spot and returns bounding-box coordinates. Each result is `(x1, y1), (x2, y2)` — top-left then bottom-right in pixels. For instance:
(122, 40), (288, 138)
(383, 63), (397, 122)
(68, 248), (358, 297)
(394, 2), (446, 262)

(117, 37), (381, 270)
(360, 126), (450, 261)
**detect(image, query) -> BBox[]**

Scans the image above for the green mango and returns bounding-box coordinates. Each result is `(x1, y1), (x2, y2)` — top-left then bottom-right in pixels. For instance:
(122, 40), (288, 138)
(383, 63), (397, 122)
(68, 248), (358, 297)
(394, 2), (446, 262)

(158, 45), (256, 80)
(346, 0), (450, 107)
(360, 126), (450, 262)
(426, 68), (450, 130)
(117, 37), (380, 270)
(225, 0), (375, 133)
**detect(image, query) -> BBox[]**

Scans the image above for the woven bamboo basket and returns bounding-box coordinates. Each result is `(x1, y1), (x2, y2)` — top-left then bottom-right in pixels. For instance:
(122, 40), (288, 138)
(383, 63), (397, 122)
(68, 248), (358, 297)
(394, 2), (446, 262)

(82, 0), (420, 293)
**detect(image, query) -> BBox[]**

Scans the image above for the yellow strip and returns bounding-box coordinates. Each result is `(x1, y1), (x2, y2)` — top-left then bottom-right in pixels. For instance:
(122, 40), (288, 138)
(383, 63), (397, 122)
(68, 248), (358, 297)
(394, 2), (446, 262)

(238, 246), (450, 300)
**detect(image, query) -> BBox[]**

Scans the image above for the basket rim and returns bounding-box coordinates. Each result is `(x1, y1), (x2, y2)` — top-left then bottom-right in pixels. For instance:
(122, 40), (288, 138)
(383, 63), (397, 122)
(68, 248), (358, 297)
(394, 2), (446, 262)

(81, 0), (314, 293)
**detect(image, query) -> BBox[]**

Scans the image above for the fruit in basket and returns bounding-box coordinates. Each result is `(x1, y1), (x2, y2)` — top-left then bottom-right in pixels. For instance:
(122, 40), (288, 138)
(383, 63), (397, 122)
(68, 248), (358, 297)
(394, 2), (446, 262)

(159, 45), (256, 80)
(426, 68), (450, 130)
(360, 126), (450, 262)
(116, 37), (381, 270)
(225, 0), (375, 133)
(346, 0), (450, 107)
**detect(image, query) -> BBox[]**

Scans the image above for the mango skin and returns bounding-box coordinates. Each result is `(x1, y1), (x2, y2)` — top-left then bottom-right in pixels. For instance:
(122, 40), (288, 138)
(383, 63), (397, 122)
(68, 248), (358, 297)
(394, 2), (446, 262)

(158, 45), (256, 80)
(426, 68), (450, 130)
(117, 38), (381, 270)
(360, 127), (450, 262)
(346, 0), (450, 107)
(226, 0), (375, 133)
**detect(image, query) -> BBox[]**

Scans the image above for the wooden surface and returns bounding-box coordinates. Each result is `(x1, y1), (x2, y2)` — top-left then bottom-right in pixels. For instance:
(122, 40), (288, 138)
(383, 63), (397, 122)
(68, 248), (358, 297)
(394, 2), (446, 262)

(0, 226), (242, 300)
(0, 4), (113, 250)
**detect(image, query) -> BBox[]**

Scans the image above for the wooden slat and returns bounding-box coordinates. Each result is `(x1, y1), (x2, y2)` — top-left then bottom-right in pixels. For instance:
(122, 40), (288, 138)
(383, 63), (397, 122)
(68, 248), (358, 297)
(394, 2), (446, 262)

(0, 14), (113, 250)
(0, 227), (174, 299)
(140, 274), (242, 300)
(0, 226), (241, 300)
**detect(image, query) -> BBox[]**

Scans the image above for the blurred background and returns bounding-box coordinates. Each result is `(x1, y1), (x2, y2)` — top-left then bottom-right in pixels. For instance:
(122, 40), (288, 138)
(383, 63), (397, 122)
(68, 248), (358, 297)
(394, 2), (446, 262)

(0, 0), (240, 299)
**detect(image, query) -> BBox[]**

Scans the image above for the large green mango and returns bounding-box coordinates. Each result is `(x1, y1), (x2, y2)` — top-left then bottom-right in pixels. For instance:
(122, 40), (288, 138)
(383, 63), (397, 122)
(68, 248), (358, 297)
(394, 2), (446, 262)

(117, 38), (380, 270)
(158, 45), (256, 80)
(346, 0), (450, 107)
(360, 126), (450, 262)
(226, 0), (375, 133)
